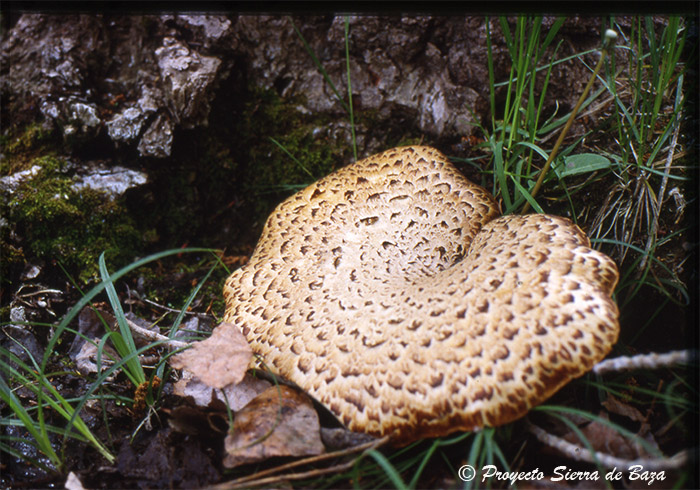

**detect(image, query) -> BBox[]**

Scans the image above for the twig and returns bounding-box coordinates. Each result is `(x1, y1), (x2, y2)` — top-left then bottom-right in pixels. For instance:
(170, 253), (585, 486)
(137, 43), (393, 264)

(526, 422), (689, 471)
(141, 297), (210, 318)
(124, 317), (189, 351)
(212, 435), (390, 489)
(593, 350), (697, 375)
(16, 287), (63, 298)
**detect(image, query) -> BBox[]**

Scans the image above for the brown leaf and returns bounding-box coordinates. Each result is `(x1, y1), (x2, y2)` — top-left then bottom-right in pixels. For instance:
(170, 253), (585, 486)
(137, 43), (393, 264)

(601, 394), (646, 423)
(563, 413), (651, 460)
(173, 370), (271, 411)
(72, 341), (119, 375)
(223, 385), (324, 469)
(170, 322), (252, 389)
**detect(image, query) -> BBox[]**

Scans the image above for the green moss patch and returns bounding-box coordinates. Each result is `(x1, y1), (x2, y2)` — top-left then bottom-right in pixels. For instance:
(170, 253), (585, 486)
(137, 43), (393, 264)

(233, 86), (348, 216)
(1, 123), (63, 175)
(2, 156), (145, 284)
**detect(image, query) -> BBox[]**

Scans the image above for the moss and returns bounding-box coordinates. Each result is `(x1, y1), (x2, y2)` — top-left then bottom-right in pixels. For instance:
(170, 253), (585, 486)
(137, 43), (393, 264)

(4, 123), (48, 155)
(2, 155), (145, 284)
(233, 86), (346, 217)
(2, 124), (62, 174)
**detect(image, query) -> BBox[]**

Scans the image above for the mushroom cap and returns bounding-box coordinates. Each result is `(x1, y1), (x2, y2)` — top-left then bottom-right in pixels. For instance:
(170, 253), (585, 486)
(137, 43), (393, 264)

(223, 146), (619, 445)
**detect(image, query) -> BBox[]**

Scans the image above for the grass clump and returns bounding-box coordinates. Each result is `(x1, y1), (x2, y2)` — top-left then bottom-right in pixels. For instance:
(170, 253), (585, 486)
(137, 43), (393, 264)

(1, 248), (223, 475)
(470, 16), (691, 305)
(474, 16), (617, 216)
(1, 339), (116, 473)
(589, 18), (690, 276)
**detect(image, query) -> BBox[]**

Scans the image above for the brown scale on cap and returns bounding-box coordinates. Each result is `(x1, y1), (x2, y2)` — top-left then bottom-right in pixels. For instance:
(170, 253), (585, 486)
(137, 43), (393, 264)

(223, 146), (620, 445)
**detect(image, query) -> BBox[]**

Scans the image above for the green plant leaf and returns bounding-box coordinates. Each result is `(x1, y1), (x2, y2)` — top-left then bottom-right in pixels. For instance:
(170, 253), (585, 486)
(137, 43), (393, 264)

(344, 16), (358, 162)
(0, 359), (62, 471)
(509, 176), (543, 214)
(99, 252), (146, 386)
(558, 153), (612, 177)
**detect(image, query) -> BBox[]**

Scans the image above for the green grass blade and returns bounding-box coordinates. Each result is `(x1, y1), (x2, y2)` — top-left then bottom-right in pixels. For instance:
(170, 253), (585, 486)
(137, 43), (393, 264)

(509, 177), (543, 214)
(536, 85), (606, 135)
(364, 449), (408, 490)
(463, 431), (484, 490)
(269, 137), (314, 178)
(585, 380), (695, 412)
(0, 361), (61, 470)
(290, 18), (351, 114)
(170, 266), (216, 338)
(492, 141), (512, 210)
(0, 438), (57, 474)
(532, 41), (560, 143)
(514, 141), (549, 162)
(539, 17), (566, 55)
(99, 252), (145, 386)
(407, 439), (441, 489)
(499, 17), (515, 59)
(493, 47), (600, 89)
(344, 16), (358, 162)
(535, 405), (665, 457)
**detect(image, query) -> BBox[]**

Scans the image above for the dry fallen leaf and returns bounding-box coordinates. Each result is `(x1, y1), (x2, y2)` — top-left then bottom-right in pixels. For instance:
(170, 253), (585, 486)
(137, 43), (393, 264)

(170, 322), (252, 389)
(563, 412), (654, 460)
(601, 393), (646, 423)
(173, 370), (271, 411)
(73, 341), (119, 375)
(223, 385), (324, 469)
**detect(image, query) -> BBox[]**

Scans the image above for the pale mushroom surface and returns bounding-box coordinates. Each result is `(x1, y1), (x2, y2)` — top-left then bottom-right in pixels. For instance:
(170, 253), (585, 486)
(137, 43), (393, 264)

(223, 146), (620, 445)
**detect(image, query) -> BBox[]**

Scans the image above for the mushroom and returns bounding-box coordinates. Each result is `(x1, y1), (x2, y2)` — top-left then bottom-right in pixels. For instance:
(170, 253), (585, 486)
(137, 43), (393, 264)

(223, 146), (619, 445)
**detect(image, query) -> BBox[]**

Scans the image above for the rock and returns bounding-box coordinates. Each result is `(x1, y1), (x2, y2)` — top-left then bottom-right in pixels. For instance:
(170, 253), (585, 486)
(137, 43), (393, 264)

(155, 37), (222, 128)
(66, 101), (102, 135)
(20, 263), (42, 281)
(177, 14), (233, 45)
(2, 14), (610, 157)
(2, 14), (227, 157)
(106, 107), (147, 142)
(71, 163), (148, 199)
(0, 165), (42, 194)
(137, 113), (174, 158)
(1, 157), (146, 199)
